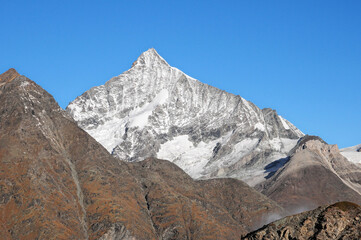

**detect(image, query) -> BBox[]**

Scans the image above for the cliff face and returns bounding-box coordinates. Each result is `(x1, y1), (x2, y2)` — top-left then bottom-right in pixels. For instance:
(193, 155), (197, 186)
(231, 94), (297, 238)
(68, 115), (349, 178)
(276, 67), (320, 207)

(243, 202), (361, 240)
(0, 69), (284, 239)
(67, 49), (303, 186)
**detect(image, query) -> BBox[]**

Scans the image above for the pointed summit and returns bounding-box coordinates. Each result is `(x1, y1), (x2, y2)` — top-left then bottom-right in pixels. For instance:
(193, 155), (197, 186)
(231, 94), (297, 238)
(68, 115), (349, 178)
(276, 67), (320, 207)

(132, 48), (170, 68)
(0, 68), (20, 83)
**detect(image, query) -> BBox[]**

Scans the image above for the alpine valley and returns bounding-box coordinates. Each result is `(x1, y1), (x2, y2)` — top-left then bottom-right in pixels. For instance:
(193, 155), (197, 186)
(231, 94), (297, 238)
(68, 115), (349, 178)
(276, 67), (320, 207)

(1, 49), (361, 239)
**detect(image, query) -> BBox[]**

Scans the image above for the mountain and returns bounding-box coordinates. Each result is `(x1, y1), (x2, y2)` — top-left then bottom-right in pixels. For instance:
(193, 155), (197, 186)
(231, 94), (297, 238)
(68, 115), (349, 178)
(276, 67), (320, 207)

(341, 144), (361, 164)
(242, 201), (361, 240)
(0, 69), (154, 239)
(256, 136), (361, 211)
(0, 69), (284, 239)
(67, 48), (304, 186)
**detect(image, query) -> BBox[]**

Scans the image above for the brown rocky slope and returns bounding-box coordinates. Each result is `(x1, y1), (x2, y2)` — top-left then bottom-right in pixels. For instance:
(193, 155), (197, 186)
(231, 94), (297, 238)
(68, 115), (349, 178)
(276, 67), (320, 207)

(256, 136), (361, 211)
(128, 158), (284, 237)
(0, 68), (284, 239)
(243, 201), (361, 240)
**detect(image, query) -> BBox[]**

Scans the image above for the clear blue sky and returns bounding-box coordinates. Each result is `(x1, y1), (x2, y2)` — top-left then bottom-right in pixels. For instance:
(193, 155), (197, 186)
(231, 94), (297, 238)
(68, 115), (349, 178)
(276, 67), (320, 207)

(1, 0), (360, 148)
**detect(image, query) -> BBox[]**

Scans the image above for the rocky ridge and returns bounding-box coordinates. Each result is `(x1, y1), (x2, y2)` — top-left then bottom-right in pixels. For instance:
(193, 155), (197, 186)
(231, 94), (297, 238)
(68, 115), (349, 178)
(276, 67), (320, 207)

(0, 68), (19, 85)
(67, 49), (304, 186)
(243, 202), (361, 240)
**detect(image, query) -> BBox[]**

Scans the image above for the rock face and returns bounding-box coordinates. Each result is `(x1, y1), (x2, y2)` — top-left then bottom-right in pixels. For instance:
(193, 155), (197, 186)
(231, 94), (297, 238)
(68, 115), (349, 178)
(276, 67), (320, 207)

(242, 202), (361, 240)
(0, 68), (19, 85)
(0, 69), (284, 239)
(67, 48), (304, 186)
(256, 136), (361, 211)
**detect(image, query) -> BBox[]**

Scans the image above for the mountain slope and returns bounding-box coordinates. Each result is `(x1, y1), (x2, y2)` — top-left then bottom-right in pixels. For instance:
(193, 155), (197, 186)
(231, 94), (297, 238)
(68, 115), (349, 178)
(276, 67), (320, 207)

(67, 48), (304, 186)
(256, 136), (361, 211)
(0, 69), (284, 239)
(0, 69), (157, 239)
(243, 202), (361, 240)
(128, 158), (285, 236)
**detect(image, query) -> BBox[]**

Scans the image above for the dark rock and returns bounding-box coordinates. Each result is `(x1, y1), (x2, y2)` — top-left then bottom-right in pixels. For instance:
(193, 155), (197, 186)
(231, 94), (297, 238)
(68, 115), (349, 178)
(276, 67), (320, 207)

(243, 202), (361, 240)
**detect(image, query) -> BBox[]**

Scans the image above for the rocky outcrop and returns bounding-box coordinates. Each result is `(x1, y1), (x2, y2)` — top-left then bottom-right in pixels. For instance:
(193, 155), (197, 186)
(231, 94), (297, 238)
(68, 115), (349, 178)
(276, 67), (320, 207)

(256, 136), (361, 211)
(67, 48), (304, 186)
(0, 68), (19, 83)
(242, 202), (361, 240)
(0, 69), (284, 239)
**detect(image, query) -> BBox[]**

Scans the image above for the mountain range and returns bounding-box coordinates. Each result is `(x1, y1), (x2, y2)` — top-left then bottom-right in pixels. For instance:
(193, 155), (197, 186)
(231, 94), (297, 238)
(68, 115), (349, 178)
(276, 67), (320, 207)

(67, 49), (361, 211)
(0, 68), (284, 239)
(1, 48), (361, 239)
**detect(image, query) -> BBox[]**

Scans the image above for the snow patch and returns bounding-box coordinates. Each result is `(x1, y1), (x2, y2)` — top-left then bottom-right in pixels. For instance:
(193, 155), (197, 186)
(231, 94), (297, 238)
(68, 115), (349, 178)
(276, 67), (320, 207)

(128, 89), (169, 129)
(279, 116), (290, 130)
(20, 81), (30, 87)
(157, 135), (217, 178)
(341, 152), (361, 164)
(254, 122), (265, 131)
(341, 144), (361, 164)
(87, 118), (126, 152)
(222, 138), (260, 167)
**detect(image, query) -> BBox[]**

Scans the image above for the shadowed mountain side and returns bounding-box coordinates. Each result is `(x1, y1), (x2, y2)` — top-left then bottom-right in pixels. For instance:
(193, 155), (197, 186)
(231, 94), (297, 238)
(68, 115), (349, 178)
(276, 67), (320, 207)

(242, 202), (361, 240)
(0, 70), (284, 239)
(128, 158), (285, 237)
(256, 136), (361, 212)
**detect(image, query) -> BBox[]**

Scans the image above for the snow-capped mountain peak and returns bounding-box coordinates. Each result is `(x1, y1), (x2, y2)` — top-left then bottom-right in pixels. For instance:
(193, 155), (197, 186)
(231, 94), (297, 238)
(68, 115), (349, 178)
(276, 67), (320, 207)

(67, 49), (304, 186)
(132, 48), (170, 68)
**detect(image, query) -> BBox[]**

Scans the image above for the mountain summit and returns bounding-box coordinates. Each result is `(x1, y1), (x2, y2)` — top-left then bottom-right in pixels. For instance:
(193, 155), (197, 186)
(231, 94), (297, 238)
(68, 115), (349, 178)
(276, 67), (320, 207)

(0, 68), (20, 84)
(132, 48), (170, 68)
(67, 49), (304, 186)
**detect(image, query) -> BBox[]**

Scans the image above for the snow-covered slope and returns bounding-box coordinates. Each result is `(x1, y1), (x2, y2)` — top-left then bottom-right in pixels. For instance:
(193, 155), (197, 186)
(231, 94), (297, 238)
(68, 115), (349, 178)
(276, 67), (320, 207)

(341, 144), (361, 164)
(67, 48), (304, 186)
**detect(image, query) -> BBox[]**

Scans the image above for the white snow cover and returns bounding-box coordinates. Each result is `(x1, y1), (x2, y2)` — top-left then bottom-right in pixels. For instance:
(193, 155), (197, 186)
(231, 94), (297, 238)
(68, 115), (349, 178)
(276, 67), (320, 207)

(279, 116), (290, 130)
(158, 135), (216, 178)
(128, 89), (169, 128)
(67, 48), (304, 185)
(254, 122), (266, 131)
(341, 144), (361, 164)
